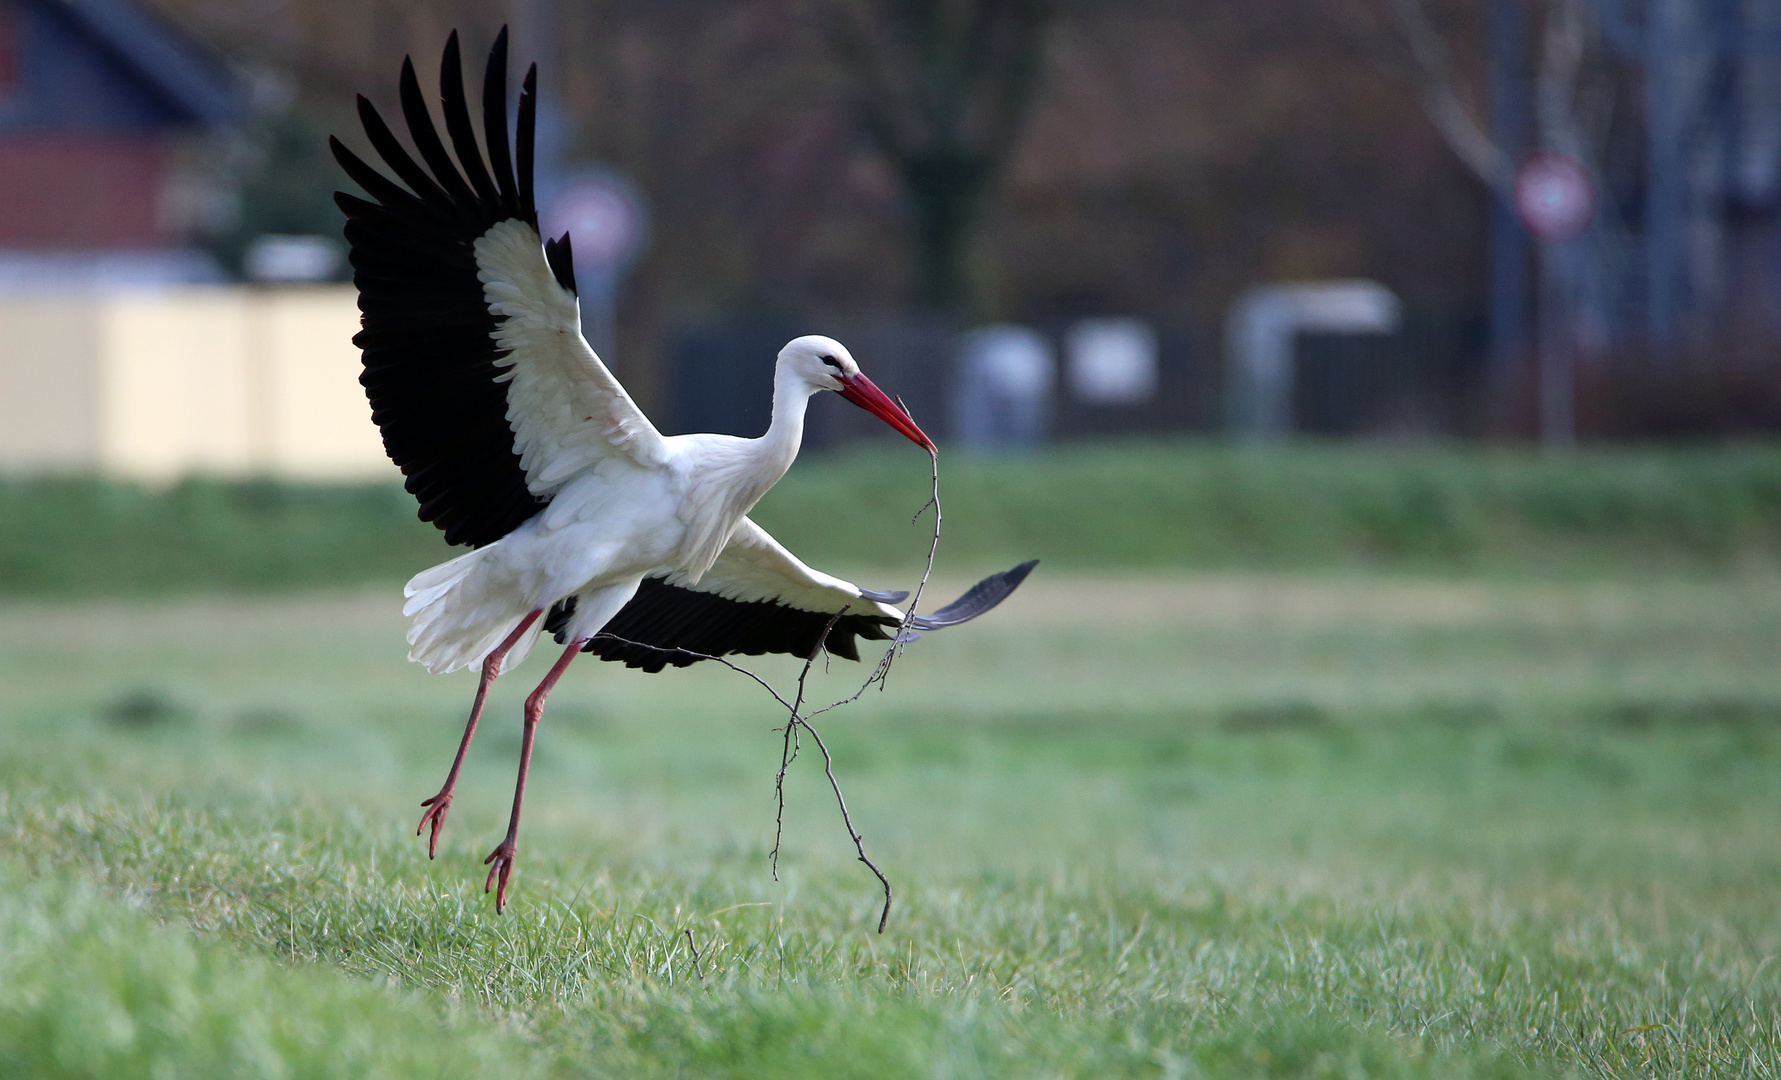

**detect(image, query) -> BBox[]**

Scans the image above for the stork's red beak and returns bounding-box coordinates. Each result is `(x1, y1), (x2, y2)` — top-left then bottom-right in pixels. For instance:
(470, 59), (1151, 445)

(837, 373), (936, 453)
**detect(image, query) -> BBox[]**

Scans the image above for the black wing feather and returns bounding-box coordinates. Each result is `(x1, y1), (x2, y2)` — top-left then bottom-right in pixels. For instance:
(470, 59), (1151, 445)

(330, 143), (424, 217)
(333, 29), (547, 549)
(439, 32), (502, 209)
(516, 65), (538, 222)
(398, 56), (480, 212)
(545, 580), (894, 674)
(544, 232), (578, 295)
(354, 95), (448, 206)
(546, 562), (1039, 673)
(482, 28), (518, 215)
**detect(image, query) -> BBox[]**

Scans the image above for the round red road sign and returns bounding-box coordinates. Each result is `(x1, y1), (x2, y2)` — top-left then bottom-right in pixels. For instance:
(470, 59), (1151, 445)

(1514, 153), (1594, 241)
(541, 170), (648, 271)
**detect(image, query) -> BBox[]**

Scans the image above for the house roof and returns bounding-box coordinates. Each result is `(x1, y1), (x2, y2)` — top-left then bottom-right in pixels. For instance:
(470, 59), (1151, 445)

(53, 0), (241, 125)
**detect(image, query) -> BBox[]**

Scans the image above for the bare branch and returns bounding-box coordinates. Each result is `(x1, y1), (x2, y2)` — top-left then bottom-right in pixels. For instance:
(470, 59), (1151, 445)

(806, 0), (927, 159)
(770, 715), (800, 879)
(799, 699), (894, 933)
(890, 401), (943, 668)
(1379, 0), (1514, 190)
(1537, 0), (1590, 160)
(594, 635), (803, 713)
(584, 452), (946, 934)
(771, 606), (848, 879)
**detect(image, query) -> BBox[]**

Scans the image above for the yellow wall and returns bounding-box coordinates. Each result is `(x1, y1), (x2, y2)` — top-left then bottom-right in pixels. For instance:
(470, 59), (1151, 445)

(0, 287), (396, 480)
(0, 296), (103, 471)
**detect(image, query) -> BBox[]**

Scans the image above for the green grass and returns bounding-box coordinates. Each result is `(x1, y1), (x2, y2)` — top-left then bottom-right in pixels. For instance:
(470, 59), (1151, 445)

(7, 442), (1781, 594)
(0, 873), (530, 1079)
(4, 570), (1781, 1076)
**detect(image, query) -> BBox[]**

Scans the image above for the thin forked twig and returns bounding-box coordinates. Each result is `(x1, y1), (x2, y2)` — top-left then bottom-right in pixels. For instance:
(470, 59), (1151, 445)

(798, 695), (894, 933)
(584, 449), (944, 934)
(802, 433), (942, 729)
(890, 402), (944, 669)
(771, 607), (848, 879)
(779, 606), (894, 933)
(771, 716), (801, 876)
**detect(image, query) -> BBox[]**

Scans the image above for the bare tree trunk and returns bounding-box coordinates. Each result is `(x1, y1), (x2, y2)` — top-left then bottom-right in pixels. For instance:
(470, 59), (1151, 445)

(814, 0), (1053, 316)
(903, 151), (991, 311)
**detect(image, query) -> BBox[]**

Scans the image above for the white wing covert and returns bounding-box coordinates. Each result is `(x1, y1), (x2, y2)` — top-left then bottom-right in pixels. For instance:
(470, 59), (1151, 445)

(477, 220), (666, 494)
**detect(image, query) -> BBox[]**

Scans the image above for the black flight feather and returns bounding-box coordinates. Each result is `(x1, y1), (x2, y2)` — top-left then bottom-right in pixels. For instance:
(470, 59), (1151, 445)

(546, 562), (1039, 672)
(517, 65), (538, 222)
(333, 28), (550, 549)
(353, 95), (447, 206)
(439, 32), (502, 209)
(398, 56), (478, 212)
(544, 232), (577, 295)
(482, 28), (518, 215)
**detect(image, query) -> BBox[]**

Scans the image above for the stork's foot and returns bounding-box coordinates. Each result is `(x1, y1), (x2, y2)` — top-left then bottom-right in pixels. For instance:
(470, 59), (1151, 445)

(416, 792), (453, 859)
(483, 840), (518, 912)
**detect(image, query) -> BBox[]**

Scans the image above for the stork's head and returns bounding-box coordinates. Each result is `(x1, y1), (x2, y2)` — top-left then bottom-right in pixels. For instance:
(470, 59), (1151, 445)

(779, 335), (936, 452)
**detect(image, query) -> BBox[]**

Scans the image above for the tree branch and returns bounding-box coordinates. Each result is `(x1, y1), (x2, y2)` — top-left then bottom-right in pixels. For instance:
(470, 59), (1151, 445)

(1377, 0), (1514, 190)
(585, 448), (946, 934)
(770, 606), (848, 879)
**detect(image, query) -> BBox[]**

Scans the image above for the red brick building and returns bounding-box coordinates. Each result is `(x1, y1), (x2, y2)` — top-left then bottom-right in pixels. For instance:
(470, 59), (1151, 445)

(0, 0), (240, 283)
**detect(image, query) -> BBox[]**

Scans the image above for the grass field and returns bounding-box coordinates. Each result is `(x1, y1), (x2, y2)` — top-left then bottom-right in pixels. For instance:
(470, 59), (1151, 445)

(4, 566), (1781, 1077)
(8, 441), (1781, 594)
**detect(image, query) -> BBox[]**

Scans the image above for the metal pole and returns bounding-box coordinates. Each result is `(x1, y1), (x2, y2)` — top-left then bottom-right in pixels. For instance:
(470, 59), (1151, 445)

(1646, 0), (1686, 356)
(1488, 0), (1529, 408)
(1538, 243), (1575, 447)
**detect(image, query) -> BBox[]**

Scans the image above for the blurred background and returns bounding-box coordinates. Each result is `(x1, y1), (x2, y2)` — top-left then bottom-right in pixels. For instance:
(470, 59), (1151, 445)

(7, 6), (1781, 1075)
(4, 0), (1781, 479)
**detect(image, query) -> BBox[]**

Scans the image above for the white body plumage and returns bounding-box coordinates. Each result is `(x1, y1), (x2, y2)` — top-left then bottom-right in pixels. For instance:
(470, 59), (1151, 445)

(401, 334), (906, 676)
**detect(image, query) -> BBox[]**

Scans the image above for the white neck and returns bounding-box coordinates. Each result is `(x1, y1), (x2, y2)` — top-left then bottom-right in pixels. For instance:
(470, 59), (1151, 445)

(753, 362), (814, 479)
(704, 362), (813, 528)
(679, 360), (826, 581)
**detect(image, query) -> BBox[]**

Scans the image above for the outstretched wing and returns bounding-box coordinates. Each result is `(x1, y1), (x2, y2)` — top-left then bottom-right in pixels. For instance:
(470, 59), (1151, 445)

(332, 28), (665, 549)
(544, 517), (1038, 672)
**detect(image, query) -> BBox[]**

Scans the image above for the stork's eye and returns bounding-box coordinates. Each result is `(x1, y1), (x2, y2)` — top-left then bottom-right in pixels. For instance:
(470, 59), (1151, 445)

(820, 355), (841, 371)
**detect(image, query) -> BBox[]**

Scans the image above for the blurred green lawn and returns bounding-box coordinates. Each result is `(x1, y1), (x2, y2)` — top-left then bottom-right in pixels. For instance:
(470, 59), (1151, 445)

(8, 441), (1781, 594)
(5, 565), (1781, 1077)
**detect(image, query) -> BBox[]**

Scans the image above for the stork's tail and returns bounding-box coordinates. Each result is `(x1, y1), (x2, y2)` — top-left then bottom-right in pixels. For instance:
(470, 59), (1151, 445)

(403, 547), (543, 675)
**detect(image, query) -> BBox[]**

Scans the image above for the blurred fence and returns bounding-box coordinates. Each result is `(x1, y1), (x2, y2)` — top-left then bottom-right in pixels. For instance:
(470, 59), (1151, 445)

(668, 311), (1487, 447)
(0, 295), (1492, 484)
(667, 315), (955, 448)
(1293, 314), (1489, 438)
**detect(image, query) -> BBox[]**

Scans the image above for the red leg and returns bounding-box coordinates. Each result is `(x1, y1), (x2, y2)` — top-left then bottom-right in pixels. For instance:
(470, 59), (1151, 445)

(417, 609), (542, 858)
(485, 637), (583, 912)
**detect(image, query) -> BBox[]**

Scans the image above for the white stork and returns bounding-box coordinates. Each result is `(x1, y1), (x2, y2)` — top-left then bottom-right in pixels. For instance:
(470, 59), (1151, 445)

(331, 29), (1036, 910)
